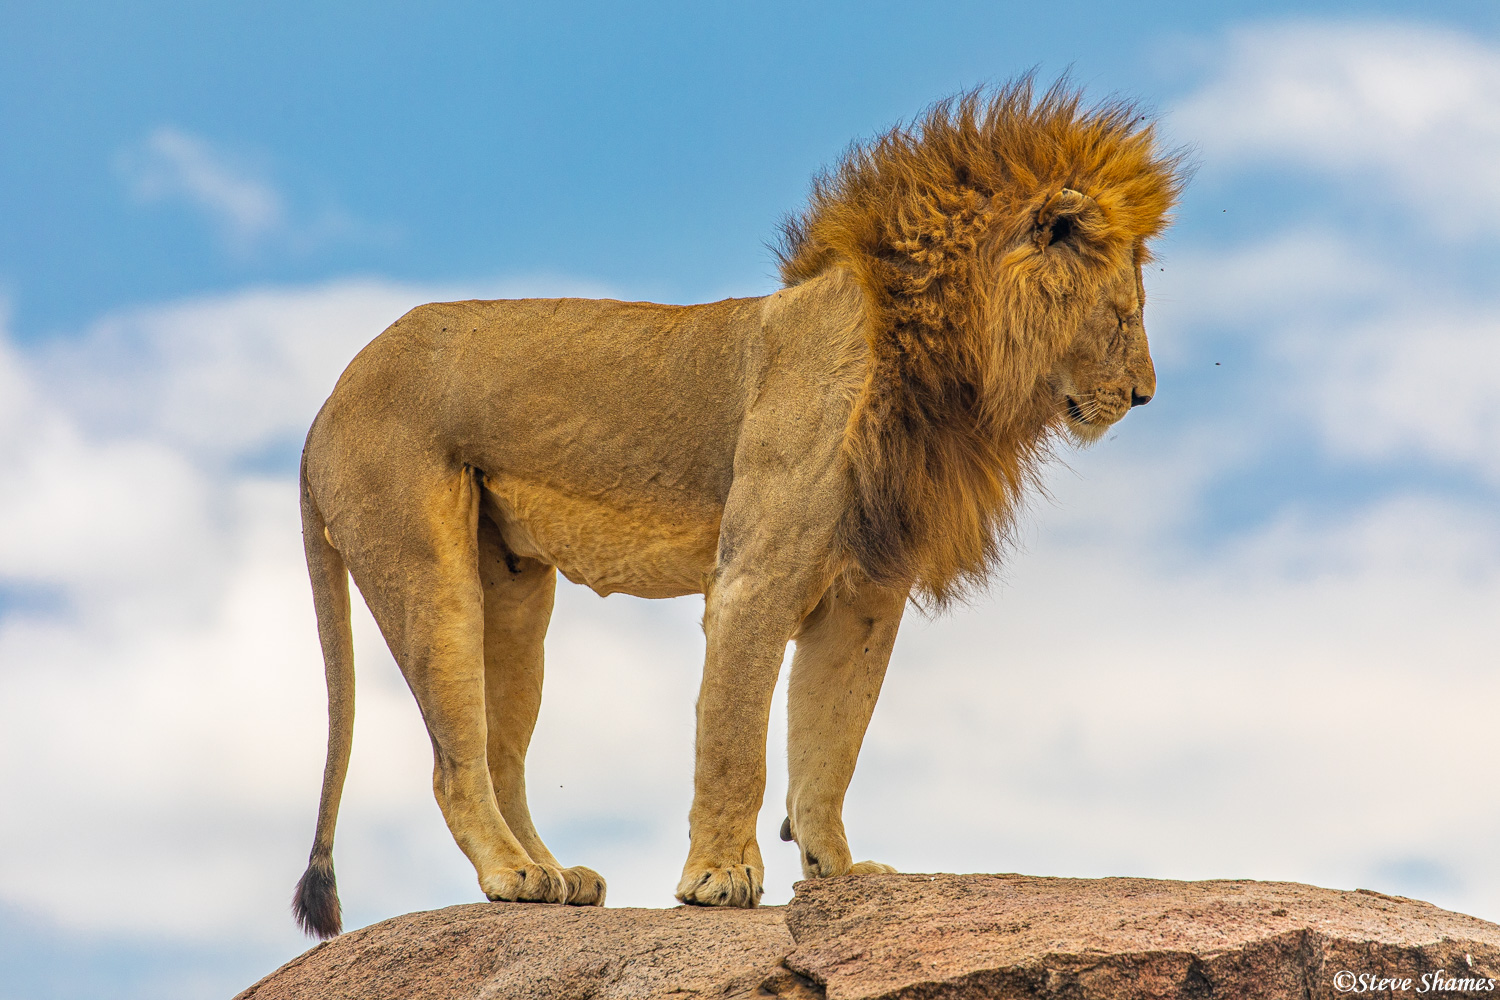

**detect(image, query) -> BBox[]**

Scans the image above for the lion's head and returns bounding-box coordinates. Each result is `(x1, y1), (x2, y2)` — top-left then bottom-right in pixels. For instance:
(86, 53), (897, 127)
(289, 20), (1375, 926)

(1049, 254), (1155, 444)
(776, 79), (1186, 603)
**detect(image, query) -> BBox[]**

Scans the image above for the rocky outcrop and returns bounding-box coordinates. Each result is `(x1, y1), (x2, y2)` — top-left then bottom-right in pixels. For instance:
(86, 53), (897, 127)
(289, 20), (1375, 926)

(236, 874), (1500, 999)
(784, 875), (1500, 998)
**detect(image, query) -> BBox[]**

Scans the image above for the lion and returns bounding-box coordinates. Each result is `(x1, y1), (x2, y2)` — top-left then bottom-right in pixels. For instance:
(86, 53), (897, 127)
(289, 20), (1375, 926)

(291, 81), (1183, 937)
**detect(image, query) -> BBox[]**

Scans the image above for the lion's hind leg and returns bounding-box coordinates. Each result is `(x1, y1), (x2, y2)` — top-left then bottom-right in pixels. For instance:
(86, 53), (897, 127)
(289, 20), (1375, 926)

(783, 578), (906, 881)
(476, 514), (605, 906)
(342, 463), (568, 904)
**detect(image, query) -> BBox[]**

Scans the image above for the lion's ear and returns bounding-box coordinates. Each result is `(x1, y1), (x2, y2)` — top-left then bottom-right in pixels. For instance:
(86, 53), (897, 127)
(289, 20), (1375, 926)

(1034, 188), (1103, 251)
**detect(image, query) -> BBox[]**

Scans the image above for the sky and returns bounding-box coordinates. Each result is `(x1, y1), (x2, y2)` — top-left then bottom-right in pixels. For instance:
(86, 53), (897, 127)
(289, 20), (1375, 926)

(3, 2), (1500, 998)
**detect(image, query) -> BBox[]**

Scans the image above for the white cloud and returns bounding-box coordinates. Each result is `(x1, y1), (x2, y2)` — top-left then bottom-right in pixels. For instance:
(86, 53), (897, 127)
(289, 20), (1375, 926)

(118, 128), (287, 253)
(1148, 229), (1396, 335)
(1145, 226), (1500, 484)
(1173, 20), (1500, 233)
(33, 280), (433, 461)
(115, 127), (394, 257)
(1288, 305), (1500, 481)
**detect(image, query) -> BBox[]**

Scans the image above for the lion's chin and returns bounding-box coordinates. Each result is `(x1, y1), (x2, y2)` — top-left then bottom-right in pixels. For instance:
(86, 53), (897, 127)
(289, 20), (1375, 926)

(1061, 396), (1110, 445)
(1065, 419), (1110, 445)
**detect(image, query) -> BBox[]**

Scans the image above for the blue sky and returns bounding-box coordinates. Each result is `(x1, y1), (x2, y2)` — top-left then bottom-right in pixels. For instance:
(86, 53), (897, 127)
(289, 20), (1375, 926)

(3, 3), (1500, 999)
(3, 0), (1494, 333)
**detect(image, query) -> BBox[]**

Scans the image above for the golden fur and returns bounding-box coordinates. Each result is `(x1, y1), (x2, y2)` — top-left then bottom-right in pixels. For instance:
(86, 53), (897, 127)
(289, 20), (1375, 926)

(779, 81), (1181, 603)
(292, 80), (1184, 937)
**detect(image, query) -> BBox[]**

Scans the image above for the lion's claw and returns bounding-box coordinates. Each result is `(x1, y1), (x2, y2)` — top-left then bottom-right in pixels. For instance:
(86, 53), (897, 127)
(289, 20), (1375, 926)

(481, 863), (569, 903)
(797, 841), (898, 880)
(675, 863), (763, 907)
(561, 865), (607, 906)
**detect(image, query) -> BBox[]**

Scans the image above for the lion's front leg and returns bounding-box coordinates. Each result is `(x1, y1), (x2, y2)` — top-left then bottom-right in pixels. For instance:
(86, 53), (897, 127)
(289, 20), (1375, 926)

(675, 334), (863, 906)
(674, 572), (803, 908)
(782, 577), (906, 881)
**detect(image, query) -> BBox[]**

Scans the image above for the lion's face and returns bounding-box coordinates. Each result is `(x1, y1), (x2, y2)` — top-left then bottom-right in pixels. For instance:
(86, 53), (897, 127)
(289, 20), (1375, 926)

(1049, 260), (1156, 444)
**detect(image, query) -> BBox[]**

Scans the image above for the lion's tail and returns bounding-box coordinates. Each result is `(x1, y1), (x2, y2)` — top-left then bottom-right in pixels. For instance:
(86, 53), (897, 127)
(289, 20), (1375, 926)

(292, 465), (355, 939)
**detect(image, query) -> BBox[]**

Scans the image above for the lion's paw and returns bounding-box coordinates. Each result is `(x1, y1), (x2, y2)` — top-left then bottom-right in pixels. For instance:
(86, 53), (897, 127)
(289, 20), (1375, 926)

(481, 863), (569, 904)
(799, 847), (898, 880)
(675, 863), (763, 907)
(561, 865), (607, 906)
(797, 844), (848, 879)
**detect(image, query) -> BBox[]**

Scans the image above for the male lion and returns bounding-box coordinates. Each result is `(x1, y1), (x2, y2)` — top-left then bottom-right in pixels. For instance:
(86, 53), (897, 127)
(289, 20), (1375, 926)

(292, 82), (1183, 937)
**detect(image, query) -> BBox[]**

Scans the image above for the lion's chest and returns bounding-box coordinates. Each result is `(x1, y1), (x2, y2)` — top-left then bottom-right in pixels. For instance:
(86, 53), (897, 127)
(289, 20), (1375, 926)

(481, 476), (721, 599)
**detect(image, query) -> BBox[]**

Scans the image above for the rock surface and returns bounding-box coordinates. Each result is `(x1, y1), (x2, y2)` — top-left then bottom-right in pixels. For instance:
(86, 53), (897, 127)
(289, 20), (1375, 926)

(235, 901), (800, 1000)
(236, 874), (1500, 999)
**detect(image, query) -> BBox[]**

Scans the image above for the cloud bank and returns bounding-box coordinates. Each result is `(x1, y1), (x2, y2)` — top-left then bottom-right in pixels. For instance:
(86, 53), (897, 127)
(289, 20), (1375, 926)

(1174, 20), (1500, 233)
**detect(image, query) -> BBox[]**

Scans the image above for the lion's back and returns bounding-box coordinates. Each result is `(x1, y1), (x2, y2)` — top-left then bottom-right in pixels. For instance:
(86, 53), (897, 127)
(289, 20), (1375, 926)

(303, 293), (775, 595)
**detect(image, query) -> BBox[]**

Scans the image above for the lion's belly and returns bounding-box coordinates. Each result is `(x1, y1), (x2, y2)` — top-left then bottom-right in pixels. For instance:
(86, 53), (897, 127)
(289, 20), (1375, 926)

(481, 477), (721, 599)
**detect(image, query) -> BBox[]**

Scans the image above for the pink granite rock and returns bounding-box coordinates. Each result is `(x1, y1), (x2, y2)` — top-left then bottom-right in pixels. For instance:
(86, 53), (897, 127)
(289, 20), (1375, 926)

(235, 874), (1500, 999)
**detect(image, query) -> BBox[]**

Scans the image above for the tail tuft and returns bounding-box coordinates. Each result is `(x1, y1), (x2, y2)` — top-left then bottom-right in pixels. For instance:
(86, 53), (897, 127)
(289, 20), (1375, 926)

(292, 855), (342, 938)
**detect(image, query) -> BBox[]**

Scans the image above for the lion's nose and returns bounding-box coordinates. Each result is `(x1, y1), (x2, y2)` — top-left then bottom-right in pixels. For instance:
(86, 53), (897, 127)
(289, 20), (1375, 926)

(1130, 390), (1153, 407)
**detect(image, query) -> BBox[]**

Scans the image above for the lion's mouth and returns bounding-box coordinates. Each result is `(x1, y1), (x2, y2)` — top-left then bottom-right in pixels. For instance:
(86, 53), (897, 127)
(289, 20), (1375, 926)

(1065, 396), (1088, 424)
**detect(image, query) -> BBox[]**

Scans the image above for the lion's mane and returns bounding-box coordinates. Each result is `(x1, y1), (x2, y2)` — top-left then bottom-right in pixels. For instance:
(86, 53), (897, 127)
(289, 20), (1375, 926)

(776, 79), (1186, 605)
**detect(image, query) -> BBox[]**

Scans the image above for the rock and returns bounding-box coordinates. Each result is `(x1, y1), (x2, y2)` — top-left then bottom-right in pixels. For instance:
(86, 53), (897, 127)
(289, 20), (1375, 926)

(233, 901), (801, 999)
(785, 874), (1500, 998)
(236, 874), (1500, 999)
